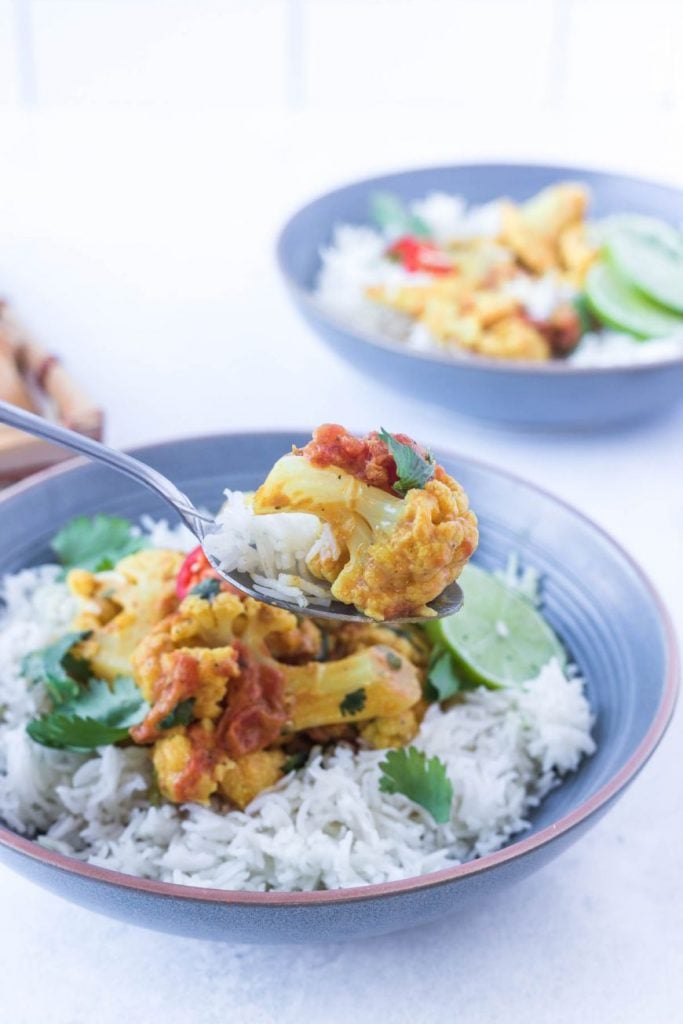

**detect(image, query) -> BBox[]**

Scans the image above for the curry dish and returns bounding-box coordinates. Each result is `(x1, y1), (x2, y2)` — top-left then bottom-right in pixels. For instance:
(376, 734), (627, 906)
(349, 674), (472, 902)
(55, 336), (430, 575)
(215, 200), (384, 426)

(69, 547), (431, 808)
(366, 183), (595, 361)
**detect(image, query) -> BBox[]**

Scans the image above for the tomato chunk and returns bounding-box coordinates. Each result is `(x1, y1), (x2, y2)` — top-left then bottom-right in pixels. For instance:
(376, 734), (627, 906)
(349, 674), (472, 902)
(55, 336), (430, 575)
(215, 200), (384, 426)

(176, 545), (222, 600)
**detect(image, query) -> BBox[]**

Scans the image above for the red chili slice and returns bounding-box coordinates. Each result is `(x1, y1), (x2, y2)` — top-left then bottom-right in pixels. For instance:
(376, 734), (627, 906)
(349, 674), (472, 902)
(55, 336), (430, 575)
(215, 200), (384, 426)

(176, 545), (222, 600)
(386, 235), (453, 275)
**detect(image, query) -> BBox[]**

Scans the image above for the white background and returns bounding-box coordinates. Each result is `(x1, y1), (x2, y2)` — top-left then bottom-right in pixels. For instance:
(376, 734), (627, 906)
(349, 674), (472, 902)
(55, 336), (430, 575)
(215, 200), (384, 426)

(0, 3), (682, 1022)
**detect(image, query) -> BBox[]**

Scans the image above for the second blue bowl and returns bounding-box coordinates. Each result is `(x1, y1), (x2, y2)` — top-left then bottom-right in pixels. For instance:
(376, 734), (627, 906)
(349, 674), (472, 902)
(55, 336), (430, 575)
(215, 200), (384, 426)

(277, 163), (683, 430)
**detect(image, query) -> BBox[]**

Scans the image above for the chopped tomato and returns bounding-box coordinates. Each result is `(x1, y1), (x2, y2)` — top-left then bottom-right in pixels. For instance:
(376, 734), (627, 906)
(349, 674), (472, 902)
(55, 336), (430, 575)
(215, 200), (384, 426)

(386, 236), (453, 275)
(176, 545), (222, 600)
(297, 423), (432, 495)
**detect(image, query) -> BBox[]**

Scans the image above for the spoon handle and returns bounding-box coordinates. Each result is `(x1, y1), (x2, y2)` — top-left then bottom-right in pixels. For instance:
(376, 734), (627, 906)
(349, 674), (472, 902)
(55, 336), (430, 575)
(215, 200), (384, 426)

(0, 400), (211, 536)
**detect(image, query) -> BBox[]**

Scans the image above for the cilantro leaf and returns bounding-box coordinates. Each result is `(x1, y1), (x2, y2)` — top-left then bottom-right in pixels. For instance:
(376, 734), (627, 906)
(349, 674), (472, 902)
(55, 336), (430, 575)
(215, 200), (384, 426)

(425, 649), (466, 702)
(385, 649), (403, 670)
(27, 676), (148, 751)
(52, 515), (147, 573)
(370, 192), (431, 239)
(159, 698), (195, 730)
(339, 688), (367, 717)
(282, 750), (308, 774)
(379, 746), (453, 823)
(572, 292), (596, 337)
(147, 771), (163, 807)
(21, 631), (92, 704)
(378, 429), (435, 495)
(189, 578), (221, 601)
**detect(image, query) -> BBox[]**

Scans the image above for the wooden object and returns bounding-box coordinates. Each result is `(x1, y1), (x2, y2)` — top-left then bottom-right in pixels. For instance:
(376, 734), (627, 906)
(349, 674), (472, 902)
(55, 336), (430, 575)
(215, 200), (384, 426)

(0, 302), (103, 484)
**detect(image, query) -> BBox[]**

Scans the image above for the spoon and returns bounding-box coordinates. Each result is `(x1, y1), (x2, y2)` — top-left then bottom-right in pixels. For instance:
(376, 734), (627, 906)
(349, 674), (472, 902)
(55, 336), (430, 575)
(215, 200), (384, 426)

(0, 400), (463, 623)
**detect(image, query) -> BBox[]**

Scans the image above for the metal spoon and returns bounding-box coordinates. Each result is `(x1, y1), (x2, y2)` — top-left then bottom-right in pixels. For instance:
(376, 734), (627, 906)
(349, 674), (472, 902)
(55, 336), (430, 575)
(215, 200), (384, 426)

(0, 400), (463, 623)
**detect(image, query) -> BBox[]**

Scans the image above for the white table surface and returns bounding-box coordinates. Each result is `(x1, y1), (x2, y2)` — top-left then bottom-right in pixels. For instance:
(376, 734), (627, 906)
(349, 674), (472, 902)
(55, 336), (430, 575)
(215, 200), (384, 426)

(0, 108), (681, 1024)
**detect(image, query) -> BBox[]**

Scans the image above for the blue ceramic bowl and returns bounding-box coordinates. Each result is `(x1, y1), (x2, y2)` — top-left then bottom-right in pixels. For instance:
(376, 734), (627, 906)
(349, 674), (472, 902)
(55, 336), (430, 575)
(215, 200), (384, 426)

(277, 163), (683, 429)
(0, 433), (677, 943)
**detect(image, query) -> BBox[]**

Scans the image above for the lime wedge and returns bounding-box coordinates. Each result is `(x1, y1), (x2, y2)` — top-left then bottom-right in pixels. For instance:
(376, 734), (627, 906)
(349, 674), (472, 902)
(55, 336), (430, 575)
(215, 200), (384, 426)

(604, 216), (683, 314)
(585, 262), (683, 338)
(425, 563), (565, 689)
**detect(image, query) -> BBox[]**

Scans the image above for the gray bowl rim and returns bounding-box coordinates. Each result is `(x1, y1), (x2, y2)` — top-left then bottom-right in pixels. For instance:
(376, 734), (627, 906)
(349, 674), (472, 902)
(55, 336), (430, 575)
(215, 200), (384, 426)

(0, 429), (678, 908)
(276, 160), (683, 377)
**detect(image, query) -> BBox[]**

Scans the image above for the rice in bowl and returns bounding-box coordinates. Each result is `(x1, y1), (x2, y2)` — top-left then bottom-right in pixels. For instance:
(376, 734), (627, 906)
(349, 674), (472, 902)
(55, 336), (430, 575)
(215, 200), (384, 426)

(0, 515), (595, 892)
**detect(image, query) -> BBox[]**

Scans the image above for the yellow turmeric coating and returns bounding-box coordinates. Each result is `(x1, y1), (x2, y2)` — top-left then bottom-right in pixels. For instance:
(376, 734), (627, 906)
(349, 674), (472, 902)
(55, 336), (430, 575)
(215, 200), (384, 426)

(68, 548), (182, 681)
(131, 587), (424, 807)
(216, 750), (287, 809)
(254, 455), (478, 621)
(359, 708), (420, 749)
(332, 478), (477, 620)
(365, 183), (597, 362)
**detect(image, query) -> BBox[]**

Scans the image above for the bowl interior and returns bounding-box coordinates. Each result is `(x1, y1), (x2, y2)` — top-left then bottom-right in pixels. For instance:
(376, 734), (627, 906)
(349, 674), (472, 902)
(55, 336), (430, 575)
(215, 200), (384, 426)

(278, 162), (683, 296)
(0, 432), (672, 851)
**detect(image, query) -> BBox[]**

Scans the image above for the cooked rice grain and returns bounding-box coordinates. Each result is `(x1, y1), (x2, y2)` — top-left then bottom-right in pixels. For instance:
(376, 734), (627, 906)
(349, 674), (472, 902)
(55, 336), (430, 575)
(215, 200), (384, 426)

(0, 530), (595, 891)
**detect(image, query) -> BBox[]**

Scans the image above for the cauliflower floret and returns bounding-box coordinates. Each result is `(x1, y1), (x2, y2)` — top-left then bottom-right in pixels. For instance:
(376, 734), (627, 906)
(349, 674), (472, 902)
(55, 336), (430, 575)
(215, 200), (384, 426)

(216, 749), (286, 809)
(68, 548), (183, 681)
(132, 591), (308, 703)
(332, 476), (476, 619)
(477, 315), (551, 361)
(130, 587), (423, 805)
(499, 183), (590, 275)
(322, 621), (430, 667)
(359, 708), (420, 749)
(253, 428), (478, 620)
(153, 728), (286, 809)
(152, 726), (219, 804)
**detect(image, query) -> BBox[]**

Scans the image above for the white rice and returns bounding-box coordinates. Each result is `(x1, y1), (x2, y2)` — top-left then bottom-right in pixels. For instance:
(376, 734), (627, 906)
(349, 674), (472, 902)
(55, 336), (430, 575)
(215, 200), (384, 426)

(314, 191), (683, 368)
(204, 490), (335, 608)
(0, 521), (595, 891)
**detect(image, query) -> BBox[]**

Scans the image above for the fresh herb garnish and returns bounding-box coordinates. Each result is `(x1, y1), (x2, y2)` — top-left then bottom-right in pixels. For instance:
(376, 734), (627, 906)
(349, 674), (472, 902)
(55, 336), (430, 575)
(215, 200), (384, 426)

(189, 578), (221, 601)
(572, 292), (596, 337)
(52, 515), (147, 573)
(339, 687), (367, 717)
(370, 192), (431, 239)
(282, 750), (308, 774)
(385, 649), (403, 671)
(27, 676), (148, 751)
(425, 648), (466, 702)
(21, 631), (92, 704)
(159, 698), (195, 730)
(379, 746), (453, 824)
(147, 770), (163, 807)
(315, 628), (330, 662)
(378, 428), (435, 496)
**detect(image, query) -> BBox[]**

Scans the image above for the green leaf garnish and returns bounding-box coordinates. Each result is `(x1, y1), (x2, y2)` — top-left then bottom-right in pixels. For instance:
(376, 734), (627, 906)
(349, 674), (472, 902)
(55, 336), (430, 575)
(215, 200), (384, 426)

(425, 649), (466, 702)
(189, 578), (221, 601)
(379, 746), (453, 824)
(370, 192), (431, 238)
(282, 750), (308, 774)
(378, 428), (435, 495)
(52, 515), (147, 573)
(27, 676), (149, 751)
(21, 631), (92, 704)
(339, 687), (367, 717)
(385, 649), (403, 670)
(159, 698), (195, 730)
(572, 292), (596, 337)
(147, 770), (163, 807)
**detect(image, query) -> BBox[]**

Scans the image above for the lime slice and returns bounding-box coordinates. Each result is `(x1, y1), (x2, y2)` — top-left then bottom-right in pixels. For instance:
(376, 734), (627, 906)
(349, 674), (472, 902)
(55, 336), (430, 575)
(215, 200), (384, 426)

(585, 262), (683, 338)
(604, 216), (683, 314)
(425, 563), (565, 689)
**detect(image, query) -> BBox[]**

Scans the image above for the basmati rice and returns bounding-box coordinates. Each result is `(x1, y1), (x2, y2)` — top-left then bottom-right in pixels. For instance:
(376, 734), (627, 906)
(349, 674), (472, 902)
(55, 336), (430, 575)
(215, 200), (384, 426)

(0, 522), (595, 892)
